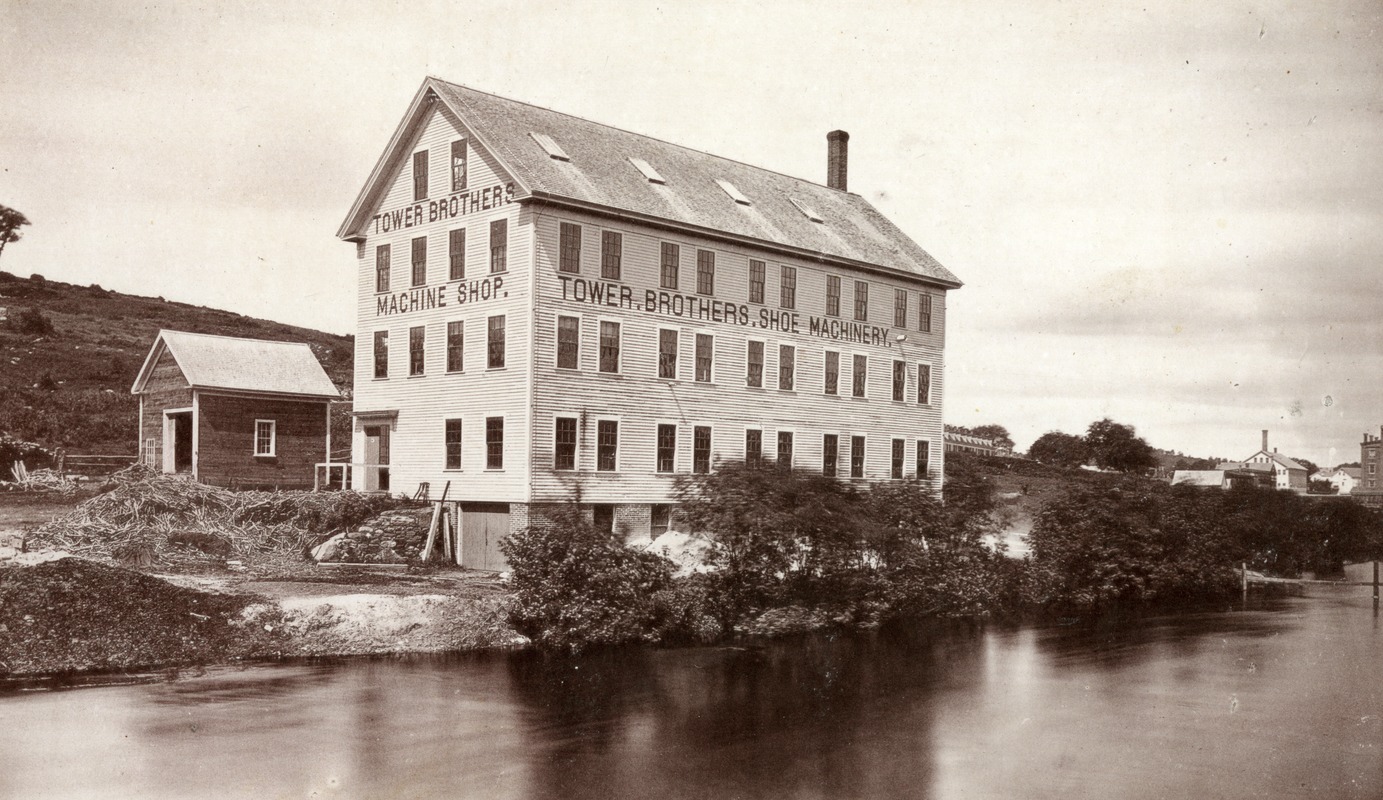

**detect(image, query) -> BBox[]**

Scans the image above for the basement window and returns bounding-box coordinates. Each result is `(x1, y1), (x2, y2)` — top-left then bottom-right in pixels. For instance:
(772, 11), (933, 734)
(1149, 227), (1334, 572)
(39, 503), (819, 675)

(529, 132), (570, 161)
(715, 179), (751, 205)
(254, 420), (276, 457)
(791, 197), (818, 222)
(629, 157), (666, 184)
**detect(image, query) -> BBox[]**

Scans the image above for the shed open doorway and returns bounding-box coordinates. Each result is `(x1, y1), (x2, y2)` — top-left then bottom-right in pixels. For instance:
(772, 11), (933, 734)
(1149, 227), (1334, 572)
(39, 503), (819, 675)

(162, 410), (193, 474)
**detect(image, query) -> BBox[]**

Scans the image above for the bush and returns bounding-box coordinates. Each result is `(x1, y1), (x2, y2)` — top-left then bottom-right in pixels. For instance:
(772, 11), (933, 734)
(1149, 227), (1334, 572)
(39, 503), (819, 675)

(501, 504), (675, 652)
(0, 432), (51, 478)
(12, 307), (55, 335)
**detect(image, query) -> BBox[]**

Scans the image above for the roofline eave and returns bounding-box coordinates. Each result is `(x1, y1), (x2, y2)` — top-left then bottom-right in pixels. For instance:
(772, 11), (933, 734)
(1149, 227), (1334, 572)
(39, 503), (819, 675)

(524, 192), (963, 291)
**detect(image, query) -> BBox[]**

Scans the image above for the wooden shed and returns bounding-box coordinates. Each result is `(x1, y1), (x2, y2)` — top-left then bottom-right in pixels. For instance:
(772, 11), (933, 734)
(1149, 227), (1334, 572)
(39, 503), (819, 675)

(131, 330), (341, 489)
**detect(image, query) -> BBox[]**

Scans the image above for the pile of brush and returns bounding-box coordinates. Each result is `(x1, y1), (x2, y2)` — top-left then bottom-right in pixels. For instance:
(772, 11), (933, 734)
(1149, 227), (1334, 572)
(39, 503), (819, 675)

(2, 461), (76, 494)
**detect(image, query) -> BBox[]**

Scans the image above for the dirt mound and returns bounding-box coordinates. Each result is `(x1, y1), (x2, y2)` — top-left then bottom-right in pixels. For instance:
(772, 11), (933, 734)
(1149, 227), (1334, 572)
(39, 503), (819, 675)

(0, 557), (284, 675)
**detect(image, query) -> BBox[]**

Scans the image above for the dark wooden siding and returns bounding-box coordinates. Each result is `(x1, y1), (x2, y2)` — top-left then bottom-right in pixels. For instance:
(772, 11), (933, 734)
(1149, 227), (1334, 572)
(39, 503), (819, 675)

(139, 348), (192, 463)
(197, 393), (328, 487)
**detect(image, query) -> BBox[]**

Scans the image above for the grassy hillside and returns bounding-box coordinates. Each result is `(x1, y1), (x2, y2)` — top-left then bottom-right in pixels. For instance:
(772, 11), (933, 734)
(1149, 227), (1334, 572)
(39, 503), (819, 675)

(0, 271), (353, 455)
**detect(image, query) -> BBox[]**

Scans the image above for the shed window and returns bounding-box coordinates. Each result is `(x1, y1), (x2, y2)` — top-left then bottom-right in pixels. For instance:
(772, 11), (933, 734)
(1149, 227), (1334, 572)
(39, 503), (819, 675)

(254, 420), (276, 457)
(658, 329), (678, 379)
(824, 351), (839, 395)
(412, 150), (428, 201)
(409, 325), (425, 376)
(695, 334), (713, 382)
(557, 316), (580, 369)
(597, 420), (618, 471)
(444, 419), (462, 470)
(446, 321), (464, 372)
(554, 417), (577, 470)
(560, 222), (582, 273)
(375, 245), (390, 293)
(778, 345), (795, 391)
(485, 417), (504, 469)
(693, 426), (712, 474)
(851, 435), (866, 478)
(746, 341), (764, 388)
(601, 231), (622, 280)
(891, 439), (905, 479)
(696, 250), (715, 295)
(448, 228), (466, 281)
(852, 354), (868, 398)
(411, 236), (427, 286)
(826, 275), (840, 317)
(656, 424), (676, 473)
(894, 289), (908, 328)
(854, 281), (869, 321)
(487, 315), (505, 369)
(822, 434), (838, 477)
(489, 219), (507, 273)
(777, 431), (793, 470)
(780, 266), (797, 309)
(450, 139), (467, 192)
(745, 429), (762, 466)
(660, 242), (679, 289)
(373, 331), (389, 379)
(749, 260), (765, 304)
(599, 321), (621, 373)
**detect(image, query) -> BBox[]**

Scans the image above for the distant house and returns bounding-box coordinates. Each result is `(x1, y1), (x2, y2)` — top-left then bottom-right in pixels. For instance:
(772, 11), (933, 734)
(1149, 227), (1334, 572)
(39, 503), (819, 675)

(131, 330), (341, 489)
(1217, 430), (1308, 492)
(944, 431), (996, 456)
(1324, 466), (1362, 495)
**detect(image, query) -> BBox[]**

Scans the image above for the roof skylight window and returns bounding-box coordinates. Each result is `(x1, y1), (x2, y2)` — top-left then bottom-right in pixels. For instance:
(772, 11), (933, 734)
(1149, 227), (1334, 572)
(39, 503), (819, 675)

(529, 132), (570, 161)
(715, 178), (752, 206)
(789, 197), (824, 223)
(629, 157), (666, 184)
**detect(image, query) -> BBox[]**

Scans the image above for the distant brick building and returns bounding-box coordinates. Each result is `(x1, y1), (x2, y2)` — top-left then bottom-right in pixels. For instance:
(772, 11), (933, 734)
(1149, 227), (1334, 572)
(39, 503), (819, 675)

(1353, 428), (1383, 507)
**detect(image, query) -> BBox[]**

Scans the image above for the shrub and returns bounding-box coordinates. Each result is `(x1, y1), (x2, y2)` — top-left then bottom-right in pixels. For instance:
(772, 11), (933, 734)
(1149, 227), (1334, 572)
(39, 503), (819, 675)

(12, 307), (55, 335)
(0, 432), (51, 478)
(501, 503), (675, 652)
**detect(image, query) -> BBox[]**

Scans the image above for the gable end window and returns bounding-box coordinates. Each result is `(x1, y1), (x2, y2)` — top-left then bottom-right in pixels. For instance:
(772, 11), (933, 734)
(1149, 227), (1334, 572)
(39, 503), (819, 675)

(411, 236), (427, 286)
(448, 228), (466, 281)
(254, 420), (276, 457)
(444, 419), (463, 470)
(560, 222), (582, 273)
(780, 265), (797, 309)
(749, 260), (765, 304)
(412, 150), (428, 201)
(661, 242), (680, 289)
(697, 250), (715, 295)
(826, 275), (840, 317)
(919, 294), (933, 332)
(854, 280), (869, 321)
(490, 219), (508, 274)
(450, 140), (468, 192)
(894, 289), (908, 328)
(375, 245), (391, 293)
(602, 230), (623, 280)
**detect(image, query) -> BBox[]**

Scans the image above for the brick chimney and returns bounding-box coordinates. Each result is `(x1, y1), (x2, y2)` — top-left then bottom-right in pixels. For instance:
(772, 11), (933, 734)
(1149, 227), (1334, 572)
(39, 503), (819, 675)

(1262, 429), (1268, 452)
(827, 130), (849, 191)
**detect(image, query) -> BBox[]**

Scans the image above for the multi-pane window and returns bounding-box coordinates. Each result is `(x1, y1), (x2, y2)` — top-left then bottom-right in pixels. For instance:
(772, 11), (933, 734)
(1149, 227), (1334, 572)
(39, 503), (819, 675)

(601, 231), (622, 280)
(412, 150), (428, 201)
(559, 222), (581, 273)
(554, 417), (577, 470)
(917, 363), (932, 405)
(651, 505), (672, 537)
(850, 435), (866, 478)
(745, 429), (762, 466)
(824, 351), (839, 395)
(375, 244), (390, 293)
(658, 329), (678, 379)
(489, 219), (507, 273)
(557, 316), (580, 369)
(892, 360), (906, 402)
(693, 426), (712, 474)
(411, 236), (427, 286)
(485, 417), (504, 469)
(409, 325), (425, 376)
(597, 420), (618, 471)
(448, 228), (466, 281)
(780, 265), (797, 309)
(656, 424), (677, 473)
(894, 289), (908, 328)
(916, 439), (931, 477)
(373, 331), (389, 379)
(749, 260), (765, 303)
(891, 439), (905, 479)
(660, 242), (679, 289)
(450, 139), (467, 192)
(822, 434), (838, 477)
(254, 420), (275, 456)
(777, 431), (793, 470)
(695, 334), (713, 382)
(696, 250), (715, 295)
(599, 321), (621, 373)
(487, 315), (505, 368)
(746, 341), (764, 388)
(826, 275), (840, 317)
(919, 293), (933, 332)
(854, 280), (868, 321)
(852, 354), (868, 397)
(444, 419), (462, 470)
(446, 321), (464, 372)
(778, 345), (795, 390)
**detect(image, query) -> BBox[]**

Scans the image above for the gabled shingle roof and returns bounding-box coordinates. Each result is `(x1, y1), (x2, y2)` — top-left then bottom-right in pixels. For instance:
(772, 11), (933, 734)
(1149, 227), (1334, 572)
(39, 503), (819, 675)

(342, 78), (960, 288)
(132, 330), (340, 399)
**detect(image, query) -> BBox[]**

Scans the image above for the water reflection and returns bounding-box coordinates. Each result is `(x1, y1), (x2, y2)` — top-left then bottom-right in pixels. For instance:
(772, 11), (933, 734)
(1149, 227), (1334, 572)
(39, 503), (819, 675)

(0, 588), (1379, 799)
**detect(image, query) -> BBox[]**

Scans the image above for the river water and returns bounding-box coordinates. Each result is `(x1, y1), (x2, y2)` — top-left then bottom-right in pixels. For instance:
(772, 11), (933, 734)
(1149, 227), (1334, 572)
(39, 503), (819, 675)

(2, 586), (1379, 800)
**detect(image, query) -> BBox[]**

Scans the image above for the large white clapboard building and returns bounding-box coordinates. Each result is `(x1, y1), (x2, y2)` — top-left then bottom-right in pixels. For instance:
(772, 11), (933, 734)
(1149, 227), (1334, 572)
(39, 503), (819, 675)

(338, 77), (961, 565)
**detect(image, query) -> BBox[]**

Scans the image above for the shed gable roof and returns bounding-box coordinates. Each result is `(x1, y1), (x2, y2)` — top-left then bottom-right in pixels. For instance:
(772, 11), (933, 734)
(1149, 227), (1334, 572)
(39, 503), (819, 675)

(340, 78), (960, 288)
(132, 330), (340, 399)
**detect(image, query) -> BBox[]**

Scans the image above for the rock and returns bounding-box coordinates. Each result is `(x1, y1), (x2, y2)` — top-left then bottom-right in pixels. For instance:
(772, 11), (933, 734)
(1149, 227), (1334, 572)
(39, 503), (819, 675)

(311, 532), (349, 562)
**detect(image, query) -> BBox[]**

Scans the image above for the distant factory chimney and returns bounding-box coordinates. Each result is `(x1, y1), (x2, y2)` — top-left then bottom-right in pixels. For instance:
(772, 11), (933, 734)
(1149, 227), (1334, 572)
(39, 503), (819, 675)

(827, 130), (849, 191)
(1262, 430), (1269, 452)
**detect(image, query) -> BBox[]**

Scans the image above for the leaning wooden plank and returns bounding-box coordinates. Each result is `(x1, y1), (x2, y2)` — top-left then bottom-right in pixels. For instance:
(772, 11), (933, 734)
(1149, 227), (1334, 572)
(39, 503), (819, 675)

(441, 505), (453, 561)
(453, 502), (464, 567)
(420, 501), (443, 561)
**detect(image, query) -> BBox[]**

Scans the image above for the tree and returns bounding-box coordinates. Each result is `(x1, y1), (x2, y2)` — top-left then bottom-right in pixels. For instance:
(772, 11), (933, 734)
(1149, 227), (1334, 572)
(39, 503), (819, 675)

(1028, 431), (1090, 469)
(0, 204), (30, 261)
(1084, 418), (1157, 473)
(969, 424), (1015, 452)
(1290, 457), (1319, 477)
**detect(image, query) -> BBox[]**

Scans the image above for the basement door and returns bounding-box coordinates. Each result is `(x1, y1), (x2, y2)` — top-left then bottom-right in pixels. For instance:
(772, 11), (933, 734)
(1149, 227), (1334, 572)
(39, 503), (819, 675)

(459, 503), (510, 572)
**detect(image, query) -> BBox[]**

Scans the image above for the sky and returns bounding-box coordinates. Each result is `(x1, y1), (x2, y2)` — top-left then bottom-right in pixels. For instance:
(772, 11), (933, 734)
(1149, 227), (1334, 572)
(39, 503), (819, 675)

(3, 0), (1382, 466)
